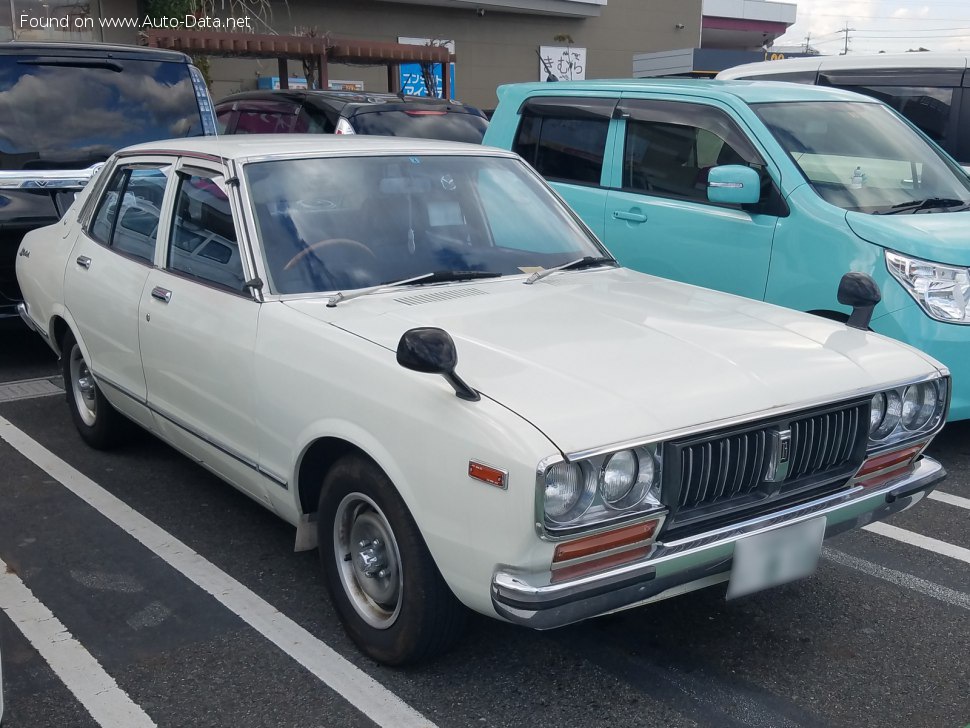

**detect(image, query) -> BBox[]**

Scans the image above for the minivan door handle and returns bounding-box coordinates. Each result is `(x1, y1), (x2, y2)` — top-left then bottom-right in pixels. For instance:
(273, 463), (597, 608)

(76, 255), (92, 269)
(151, 286), (172, 303)
(613, 210), (648, 223)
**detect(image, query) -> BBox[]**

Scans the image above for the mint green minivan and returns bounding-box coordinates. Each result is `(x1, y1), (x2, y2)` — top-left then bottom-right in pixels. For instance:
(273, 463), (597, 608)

(483, 79), (970, 420)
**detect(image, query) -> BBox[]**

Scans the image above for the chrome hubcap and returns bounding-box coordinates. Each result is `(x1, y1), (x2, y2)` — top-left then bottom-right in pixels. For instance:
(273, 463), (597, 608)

(69, 345), (97, 427)
(334, 493), (403, 629)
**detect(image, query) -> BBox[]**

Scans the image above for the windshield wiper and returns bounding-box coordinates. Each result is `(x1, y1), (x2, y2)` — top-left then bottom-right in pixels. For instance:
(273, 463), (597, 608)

(523, 256), (616, 285)
(327, 270), (500, 307)
(875, 197), (969, 215)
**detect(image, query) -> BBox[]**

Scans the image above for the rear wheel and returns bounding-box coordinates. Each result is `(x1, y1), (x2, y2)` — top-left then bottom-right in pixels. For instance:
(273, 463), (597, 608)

(318, 455), (466, 665)
(61, 330), (128, 449)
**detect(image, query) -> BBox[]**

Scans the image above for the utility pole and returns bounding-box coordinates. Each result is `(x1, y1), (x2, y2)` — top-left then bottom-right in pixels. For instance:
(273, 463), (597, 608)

(840, 23), (855, 55)
(803, 32), (811, 53)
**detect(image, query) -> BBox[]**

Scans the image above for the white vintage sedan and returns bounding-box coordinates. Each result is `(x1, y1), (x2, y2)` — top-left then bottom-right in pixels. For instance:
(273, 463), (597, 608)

(16, 137), (949, 664)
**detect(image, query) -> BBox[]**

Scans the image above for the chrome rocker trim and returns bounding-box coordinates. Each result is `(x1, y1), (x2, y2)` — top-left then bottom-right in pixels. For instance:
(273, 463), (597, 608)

(492, 457), (945, 629)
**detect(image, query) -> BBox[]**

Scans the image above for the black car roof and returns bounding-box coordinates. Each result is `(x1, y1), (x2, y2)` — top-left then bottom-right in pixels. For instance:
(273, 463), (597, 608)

(216, 89), (477, 114)
(0, 41), (190, 63)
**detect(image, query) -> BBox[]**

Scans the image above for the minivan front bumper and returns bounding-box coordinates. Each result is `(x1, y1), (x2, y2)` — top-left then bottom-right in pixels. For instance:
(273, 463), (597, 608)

(491, 457), (944, 629)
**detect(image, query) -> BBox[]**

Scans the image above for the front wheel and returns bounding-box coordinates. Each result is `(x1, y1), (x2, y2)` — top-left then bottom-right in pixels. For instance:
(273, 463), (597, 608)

(61, 330), (128, 449)
(318, 455), (466, 665)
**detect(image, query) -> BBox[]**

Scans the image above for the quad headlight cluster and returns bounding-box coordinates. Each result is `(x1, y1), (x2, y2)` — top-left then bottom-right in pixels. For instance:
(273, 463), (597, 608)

(868, 377), (948, 450)
(540, 445), (662, 535)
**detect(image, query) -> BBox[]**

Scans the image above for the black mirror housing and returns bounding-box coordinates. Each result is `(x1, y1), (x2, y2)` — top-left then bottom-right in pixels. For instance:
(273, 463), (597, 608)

(837, 272), (881, 330)
(397, 327), (479, 401)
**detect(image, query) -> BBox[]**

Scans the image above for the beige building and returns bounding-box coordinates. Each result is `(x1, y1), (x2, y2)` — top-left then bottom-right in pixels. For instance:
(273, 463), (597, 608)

(3, 0), (703, 108)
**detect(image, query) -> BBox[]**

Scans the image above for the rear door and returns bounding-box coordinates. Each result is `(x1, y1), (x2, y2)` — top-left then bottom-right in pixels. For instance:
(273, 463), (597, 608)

(510, 96), (618, 240)
(603, 96), (781, 300)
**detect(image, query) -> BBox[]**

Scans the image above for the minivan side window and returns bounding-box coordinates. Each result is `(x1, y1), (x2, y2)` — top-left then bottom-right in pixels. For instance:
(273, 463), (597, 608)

(513, 97), (615, 185)
(828, 85), (954, 147)
(88, 165), (168, 264)
(619, 100), (766, 205)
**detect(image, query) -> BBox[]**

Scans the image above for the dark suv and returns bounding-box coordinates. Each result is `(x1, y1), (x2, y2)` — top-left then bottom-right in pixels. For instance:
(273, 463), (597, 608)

(1, 42), (217, 328)
(215, 90), (488, 142)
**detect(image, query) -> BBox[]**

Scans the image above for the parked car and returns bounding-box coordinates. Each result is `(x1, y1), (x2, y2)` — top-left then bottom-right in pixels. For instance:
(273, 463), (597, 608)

(17, 136), (948, 664)
(0, 41), (218, 329)
(717, 53), (970, 170)
(215, 90), (488, 142)
(483, 79), (970, 420)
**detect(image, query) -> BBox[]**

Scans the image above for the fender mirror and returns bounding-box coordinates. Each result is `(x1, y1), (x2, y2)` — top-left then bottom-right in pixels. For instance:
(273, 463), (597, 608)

(838, 272), (881, 330)
(397, 327), (480, 401)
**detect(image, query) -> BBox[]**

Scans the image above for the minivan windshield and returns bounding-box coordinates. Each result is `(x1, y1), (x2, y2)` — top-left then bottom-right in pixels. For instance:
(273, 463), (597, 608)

(753, 101), (970, 214)
(349, 109), (488, 143)
(245, 154), (607, 294)
(0, 56), (204, 171)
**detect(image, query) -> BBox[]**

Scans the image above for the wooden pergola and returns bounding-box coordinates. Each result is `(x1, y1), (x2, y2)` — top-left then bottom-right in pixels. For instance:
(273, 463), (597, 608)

(144, 29), (455, 97)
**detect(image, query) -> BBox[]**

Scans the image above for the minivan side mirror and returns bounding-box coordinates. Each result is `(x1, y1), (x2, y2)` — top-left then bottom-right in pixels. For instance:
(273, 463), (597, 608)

(397, 327), (480, 401)
(707, 165), (761, 205)
(837, 272), (881, 330)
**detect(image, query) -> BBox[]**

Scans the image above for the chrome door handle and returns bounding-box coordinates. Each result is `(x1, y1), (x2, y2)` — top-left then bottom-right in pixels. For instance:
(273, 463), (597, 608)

(151, 286), (172, 303)
(76, 255), (92, 269)
(613, 210), (648, 223)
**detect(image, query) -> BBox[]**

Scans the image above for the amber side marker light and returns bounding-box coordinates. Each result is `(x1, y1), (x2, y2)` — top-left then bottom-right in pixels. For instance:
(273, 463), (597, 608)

(856, 443), (926, 483)
(468, 461), (508, 488)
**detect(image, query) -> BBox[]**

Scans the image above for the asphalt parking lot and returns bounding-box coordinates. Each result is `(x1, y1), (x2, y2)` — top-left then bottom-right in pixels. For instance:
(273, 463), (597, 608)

(1, 329), (968, 728)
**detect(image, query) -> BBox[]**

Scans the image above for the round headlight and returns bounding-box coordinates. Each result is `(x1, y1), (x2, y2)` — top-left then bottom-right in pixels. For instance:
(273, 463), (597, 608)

(902, 382), (938, 431)
(869, 392), (887, 435)
(544, 462), (593, 523)
(872, 389), (902, 440)
(600, 450), (639, 505)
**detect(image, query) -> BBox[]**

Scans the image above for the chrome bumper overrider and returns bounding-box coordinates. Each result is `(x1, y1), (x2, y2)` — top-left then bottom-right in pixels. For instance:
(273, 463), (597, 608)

(492, 457), (945, 629)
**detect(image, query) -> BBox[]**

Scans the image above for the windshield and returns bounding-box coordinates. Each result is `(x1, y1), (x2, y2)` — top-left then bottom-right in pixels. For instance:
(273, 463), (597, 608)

(0, 56), (204, 171)
(349, 109), (488, 143)
(244, 154), (607, 294)
(753, 101), (970, 213)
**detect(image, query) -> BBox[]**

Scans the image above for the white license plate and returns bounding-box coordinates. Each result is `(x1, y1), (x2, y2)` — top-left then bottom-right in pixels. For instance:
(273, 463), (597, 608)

(726, 516), (826, 600)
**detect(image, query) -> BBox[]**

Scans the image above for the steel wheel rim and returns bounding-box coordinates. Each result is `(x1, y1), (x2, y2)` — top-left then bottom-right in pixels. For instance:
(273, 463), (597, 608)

(69, 344), (97, 427)
(333, 492), (403, 630)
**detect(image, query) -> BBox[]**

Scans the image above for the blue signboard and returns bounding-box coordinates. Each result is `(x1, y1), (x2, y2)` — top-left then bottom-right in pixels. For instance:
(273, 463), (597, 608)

(400, 62), (457, 98)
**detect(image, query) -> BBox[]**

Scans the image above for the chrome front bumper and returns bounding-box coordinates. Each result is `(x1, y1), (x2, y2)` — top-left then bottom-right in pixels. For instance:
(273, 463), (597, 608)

(491, 457), (945, 629)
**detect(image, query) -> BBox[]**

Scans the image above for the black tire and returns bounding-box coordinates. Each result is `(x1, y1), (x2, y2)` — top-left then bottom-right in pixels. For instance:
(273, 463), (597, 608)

(318, 454), (466, 665)
(61, 330), (129, 449)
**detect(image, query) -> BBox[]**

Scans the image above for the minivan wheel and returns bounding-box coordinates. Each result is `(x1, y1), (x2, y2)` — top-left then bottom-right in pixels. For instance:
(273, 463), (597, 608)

(61, 330), (128, 449)
(318, 455), (466, 665)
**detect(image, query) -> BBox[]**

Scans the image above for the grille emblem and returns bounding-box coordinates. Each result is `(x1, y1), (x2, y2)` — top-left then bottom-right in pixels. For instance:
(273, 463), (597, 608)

(764, 429), (792, 482)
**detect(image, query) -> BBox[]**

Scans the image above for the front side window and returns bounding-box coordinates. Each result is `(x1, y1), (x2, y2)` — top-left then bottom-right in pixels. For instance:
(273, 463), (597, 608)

(168, 171), (245, 291)
(754, 100), (970, 213)
(89, 165), (168, 264)
(513, 99), (613, 185)
(620, 100), (766, 204)
(245, 154), (607, 294)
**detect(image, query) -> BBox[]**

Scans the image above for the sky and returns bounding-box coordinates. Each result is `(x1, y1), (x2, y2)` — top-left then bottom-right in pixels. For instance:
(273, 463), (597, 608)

(772, 0), (970, 55)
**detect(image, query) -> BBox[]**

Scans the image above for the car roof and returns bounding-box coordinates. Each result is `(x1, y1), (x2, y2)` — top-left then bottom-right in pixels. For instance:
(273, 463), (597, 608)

(119, 134), (515, 161)
(217, 89), (473, 111)
(718, 52), (970, 79)
(0, 40), (190, 63)
(496, 78), (877, 105)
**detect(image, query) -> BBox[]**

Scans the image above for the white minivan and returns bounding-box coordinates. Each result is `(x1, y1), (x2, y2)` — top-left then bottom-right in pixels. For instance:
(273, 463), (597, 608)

(718, 53), (970, 171)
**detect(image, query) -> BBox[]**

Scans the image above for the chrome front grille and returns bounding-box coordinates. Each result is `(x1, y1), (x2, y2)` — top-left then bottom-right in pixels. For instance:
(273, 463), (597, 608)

(663, 399), (869, 530)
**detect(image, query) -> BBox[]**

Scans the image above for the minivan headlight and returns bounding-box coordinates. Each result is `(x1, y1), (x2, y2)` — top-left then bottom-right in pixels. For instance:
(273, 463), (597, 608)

(867, 377), (948, 450)
(886, 251), (970, 324)
(539, 446), (663, 536)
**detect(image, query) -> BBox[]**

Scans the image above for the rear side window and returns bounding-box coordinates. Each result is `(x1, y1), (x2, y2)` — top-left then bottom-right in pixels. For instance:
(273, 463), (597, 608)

(512, 97), (614, 185)
(88, 165), (168, 264)
(349, 109), (487, 142)
(0, 56), (204, 172)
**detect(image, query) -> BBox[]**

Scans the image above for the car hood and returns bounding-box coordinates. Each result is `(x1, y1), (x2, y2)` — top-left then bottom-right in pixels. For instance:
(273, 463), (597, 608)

(284, 269), (942, 456)
(846, 210), (970, 266)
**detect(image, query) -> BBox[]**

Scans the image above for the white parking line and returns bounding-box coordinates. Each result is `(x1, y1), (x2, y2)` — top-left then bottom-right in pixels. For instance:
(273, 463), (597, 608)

(823, 548), (970, 612)
(0, 559), (156, 727)
(863, 522), (970, 566)
(0, 415), (435, 728)
(929, 490), (970, 511)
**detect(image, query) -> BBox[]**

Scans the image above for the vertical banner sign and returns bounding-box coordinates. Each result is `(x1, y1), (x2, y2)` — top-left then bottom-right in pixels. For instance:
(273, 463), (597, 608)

(398, 37), (457, 97)
(538, 46), (587, 81)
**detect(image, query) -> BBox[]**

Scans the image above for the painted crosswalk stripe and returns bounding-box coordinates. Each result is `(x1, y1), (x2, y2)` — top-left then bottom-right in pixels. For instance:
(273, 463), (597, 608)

(863, 522), (970, 566)
(928, 490), (970, 511)
(0, 414), (435, 728)
(0, 558), (156, 727)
